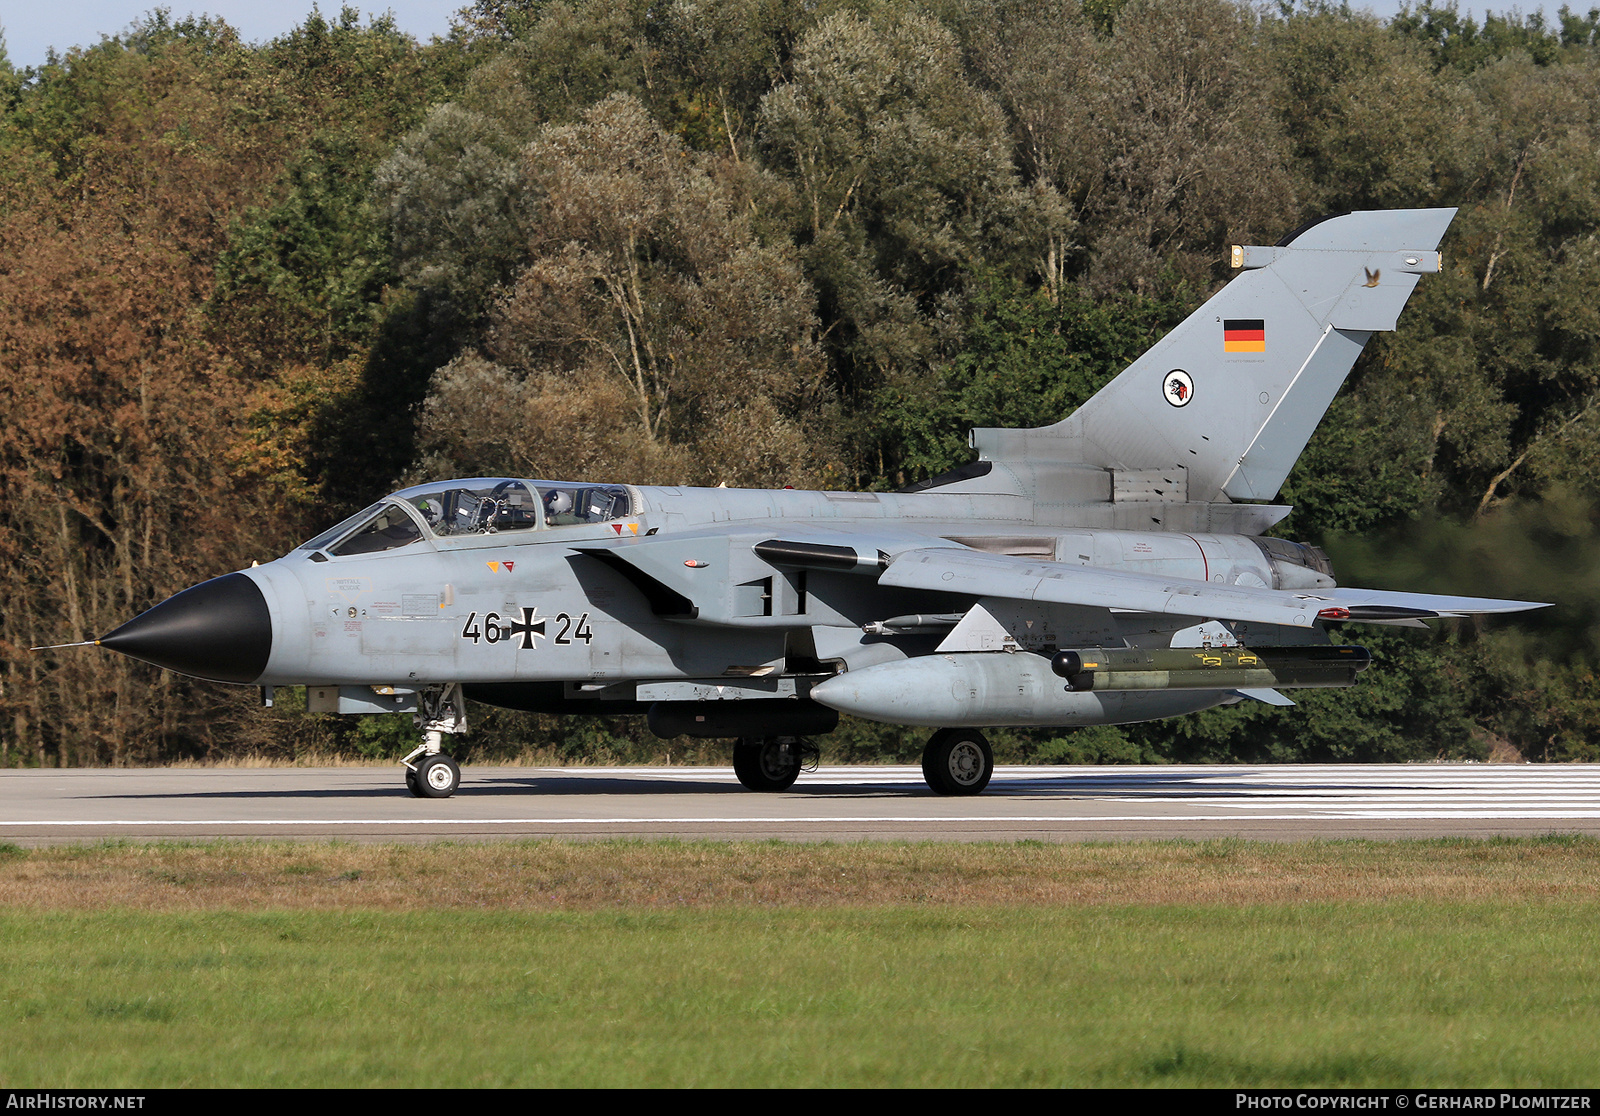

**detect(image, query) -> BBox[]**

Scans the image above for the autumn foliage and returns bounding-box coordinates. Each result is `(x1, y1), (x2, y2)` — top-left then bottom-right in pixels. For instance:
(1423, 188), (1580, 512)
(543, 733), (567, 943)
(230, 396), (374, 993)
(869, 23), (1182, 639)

(6, 2), (1600, 765)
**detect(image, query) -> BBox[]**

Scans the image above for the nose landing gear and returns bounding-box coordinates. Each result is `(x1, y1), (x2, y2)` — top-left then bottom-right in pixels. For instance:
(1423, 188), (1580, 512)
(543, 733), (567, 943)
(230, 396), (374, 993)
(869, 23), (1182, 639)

(401, 683), (467, 798)
(409, 752), (461, 798)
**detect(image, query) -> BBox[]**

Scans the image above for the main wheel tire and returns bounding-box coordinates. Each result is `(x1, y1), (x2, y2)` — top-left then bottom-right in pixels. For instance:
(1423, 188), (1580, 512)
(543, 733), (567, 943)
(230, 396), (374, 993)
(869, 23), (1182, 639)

(404, 765), (424, 797)
(732, 737), (801, 792)
(414, 753), (461, 799)
(921, 729), (993, 796)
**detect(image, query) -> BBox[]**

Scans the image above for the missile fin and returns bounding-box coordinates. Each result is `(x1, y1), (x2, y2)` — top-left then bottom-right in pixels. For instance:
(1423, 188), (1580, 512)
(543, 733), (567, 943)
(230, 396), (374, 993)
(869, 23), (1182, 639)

(1233, 687), (1296, 706)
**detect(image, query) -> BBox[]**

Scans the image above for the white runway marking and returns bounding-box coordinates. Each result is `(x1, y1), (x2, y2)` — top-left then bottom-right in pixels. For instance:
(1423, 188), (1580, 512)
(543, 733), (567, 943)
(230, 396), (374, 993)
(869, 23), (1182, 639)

(0, 816), (1356, 826)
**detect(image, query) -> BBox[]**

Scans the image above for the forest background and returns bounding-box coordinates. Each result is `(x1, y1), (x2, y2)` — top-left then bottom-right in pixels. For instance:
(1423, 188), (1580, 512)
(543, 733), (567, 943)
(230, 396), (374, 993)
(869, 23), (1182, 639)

(4, 0), (1600, 768)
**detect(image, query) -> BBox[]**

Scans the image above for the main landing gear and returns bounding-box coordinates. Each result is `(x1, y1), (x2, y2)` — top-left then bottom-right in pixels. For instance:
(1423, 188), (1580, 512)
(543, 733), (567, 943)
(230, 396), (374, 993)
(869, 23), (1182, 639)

(726, 730), (994, 796)
(920, 728), (994, 796)
(732, 736), (820, 792)
(402, 683), (467, 798)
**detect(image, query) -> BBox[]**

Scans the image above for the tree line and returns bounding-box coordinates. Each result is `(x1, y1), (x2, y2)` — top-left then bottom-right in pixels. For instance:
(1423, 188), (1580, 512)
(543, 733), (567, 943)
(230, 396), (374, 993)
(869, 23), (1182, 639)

(4, 0), (1600, 767)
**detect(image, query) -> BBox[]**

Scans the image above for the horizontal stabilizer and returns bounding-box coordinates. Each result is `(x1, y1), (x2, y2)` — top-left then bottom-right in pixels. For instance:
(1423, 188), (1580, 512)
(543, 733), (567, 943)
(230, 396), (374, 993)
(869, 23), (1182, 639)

(1316, 587), (1549, 619)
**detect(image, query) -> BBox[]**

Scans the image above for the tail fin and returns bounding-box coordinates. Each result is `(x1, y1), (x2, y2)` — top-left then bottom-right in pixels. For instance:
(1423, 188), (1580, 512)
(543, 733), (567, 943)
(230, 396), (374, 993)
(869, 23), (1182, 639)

(971, 208), (1455, 503)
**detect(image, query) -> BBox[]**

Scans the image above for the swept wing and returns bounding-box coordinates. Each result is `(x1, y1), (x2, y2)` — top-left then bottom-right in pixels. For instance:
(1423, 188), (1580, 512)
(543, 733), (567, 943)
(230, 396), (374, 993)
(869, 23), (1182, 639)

(878, 547), (1547, 627)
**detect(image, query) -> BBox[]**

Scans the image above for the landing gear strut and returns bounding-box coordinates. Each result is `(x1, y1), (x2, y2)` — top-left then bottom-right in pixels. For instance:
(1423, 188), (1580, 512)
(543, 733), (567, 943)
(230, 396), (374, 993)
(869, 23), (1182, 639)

(921, 728), (993, 796)
(732, 736), (818, 792)
(401, 683), (467, 798)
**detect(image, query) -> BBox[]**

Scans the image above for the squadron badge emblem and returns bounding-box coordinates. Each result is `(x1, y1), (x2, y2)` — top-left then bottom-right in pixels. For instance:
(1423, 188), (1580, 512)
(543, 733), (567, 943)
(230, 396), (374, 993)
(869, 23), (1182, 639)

(1164, 369), (1194, 407)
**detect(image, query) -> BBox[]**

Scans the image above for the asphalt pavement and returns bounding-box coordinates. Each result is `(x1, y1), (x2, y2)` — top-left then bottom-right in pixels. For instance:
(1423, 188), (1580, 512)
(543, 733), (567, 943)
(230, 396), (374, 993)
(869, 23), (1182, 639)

(3, 763), (1599, 845)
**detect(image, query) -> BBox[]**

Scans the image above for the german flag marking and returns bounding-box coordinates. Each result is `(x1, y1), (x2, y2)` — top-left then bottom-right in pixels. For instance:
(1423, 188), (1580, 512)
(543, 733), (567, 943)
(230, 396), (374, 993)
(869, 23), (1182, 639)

(1224, 318), (1265, 353)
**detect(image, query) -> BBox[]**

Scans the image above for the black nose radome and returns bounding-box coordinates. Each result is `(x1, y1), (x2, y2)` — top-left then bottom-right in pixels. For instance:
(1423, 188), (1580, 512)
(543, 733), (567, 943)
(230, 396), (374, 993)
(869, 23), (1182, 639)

(99, 572), (272, 684)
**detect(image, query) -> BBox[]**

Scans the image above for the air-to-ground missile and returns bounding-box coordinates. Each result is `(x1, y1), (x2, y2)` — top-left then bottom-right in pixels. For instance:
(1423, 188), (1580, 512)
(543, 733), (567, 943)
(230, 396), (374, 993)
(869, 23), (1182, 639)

(1049, 645), (1370, 693)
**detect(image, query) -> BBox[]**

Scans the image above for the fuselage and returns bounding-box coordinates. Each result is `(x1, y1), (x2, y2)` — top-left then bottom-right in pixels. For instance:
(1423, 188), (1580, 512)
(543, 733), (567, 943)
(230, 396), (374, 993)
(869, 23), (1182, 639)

(94, 472), (1345, 733)
(232, 476), (1333, 690)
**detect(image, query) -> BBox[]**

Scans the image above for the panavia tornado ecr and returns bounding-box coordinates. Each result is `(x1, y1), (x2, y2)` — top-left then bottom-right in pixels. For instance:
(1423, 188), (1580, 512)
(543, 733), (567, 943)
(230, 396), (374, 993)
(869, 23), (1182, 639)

(80, 208), (1546, 797)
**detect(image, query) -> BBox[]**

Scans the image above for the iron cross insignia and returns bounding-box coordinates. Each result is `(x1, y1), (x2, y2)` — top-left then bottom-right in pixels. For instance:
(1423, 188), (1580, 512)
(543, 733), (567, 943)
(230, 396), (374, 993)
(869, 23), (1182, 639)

(506, 607), (547, 649)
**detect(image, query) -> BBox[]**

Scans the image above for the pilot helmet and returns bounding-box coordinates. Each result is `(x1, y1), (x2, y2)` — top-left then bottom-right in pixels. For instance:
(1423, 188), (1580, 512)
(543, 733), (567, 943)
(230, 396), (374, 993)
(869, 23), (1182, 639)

(419, 498), (443, 525)
(545, 490), (574, 516)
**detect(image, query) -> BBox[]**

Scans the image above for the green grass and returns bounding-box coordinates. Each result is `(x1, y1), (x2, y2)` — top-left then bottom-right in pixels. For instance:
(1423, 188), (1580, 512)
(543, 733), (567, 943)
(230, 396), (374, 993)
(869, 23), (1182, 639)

(3, 899), (1599, 1086)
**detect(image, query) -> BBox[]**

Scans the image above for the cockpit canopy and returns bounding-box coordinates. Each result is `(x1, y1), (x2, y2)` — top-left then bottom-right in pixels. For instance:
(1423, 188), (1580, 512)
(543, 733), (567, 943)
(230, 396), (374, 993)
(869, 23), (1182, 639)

(406, 479), (541, 537)
(295, 478), (632, 557)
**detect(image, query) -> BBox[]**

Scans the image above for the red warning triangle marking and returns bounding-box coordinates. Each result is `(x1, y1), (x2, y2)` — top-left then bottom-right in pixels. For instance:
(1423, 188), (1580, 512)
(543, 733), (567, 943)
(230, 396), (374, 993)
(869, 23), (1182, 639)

(503, 561), (514, 572)
(613, 524), (623, 534)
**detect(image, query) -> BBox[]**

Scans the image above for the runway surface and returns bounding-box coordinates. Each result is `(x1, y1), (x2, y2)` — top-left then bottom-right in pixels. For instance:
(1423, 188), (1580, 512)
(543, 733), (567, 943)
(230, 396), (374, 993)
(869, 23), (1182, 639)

(4, 763), (1600, 844)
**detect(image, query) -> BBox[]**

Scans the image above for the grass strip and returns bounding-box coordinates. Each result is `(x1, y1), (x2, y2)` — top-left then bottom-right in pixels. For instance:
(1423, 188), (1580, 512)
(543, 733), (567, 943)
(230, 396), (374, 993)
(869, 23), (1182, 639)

(1, 838), (1597, 1087)
(0, 834), (1597, 910)
(3, 902), (1599, 1087)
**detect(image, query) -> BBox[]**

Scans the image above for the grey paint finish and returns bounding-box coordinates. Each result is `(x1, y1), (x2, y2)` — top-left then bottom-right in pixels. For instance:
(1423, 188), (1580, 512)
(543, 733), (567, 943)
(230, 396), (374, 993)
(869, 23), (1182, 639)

(93, 208), (1546, 797)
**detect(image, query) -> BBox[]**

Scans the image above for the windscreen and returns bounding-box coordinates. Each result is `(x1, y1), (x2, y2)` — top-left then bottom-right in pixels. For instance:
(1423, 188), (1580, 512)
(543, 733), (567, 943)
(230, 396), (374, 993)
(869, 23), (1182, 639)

(328, 505), (424, 556)
(296, 501), (388, 553)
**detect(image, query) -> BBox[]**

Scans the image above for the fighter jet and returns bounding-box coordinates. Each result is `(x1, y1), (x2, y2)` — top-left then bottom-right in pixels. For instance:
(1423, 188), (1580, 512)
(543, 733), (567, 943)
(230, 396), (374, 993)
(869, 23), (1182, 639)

(79, 208), (1546, 797)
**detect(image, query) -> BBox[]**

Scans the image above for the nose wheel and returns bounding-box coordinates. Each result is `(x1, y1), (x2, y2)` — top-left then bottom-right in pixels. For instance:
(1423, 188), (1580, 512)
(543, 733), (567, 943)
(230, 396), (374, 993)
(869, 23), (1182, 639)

(402, 685), (467, 798)
(921, 728), (993, 795)
(407, 753), (460, 798)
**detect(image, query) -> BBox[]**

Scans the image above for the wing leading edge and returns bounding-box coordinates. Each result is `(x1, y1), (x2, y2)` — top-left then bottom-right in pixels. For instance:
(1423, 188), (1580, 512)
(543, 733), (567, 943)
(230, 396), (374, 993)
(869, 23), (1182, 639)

(878, 547), (1548, 627)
